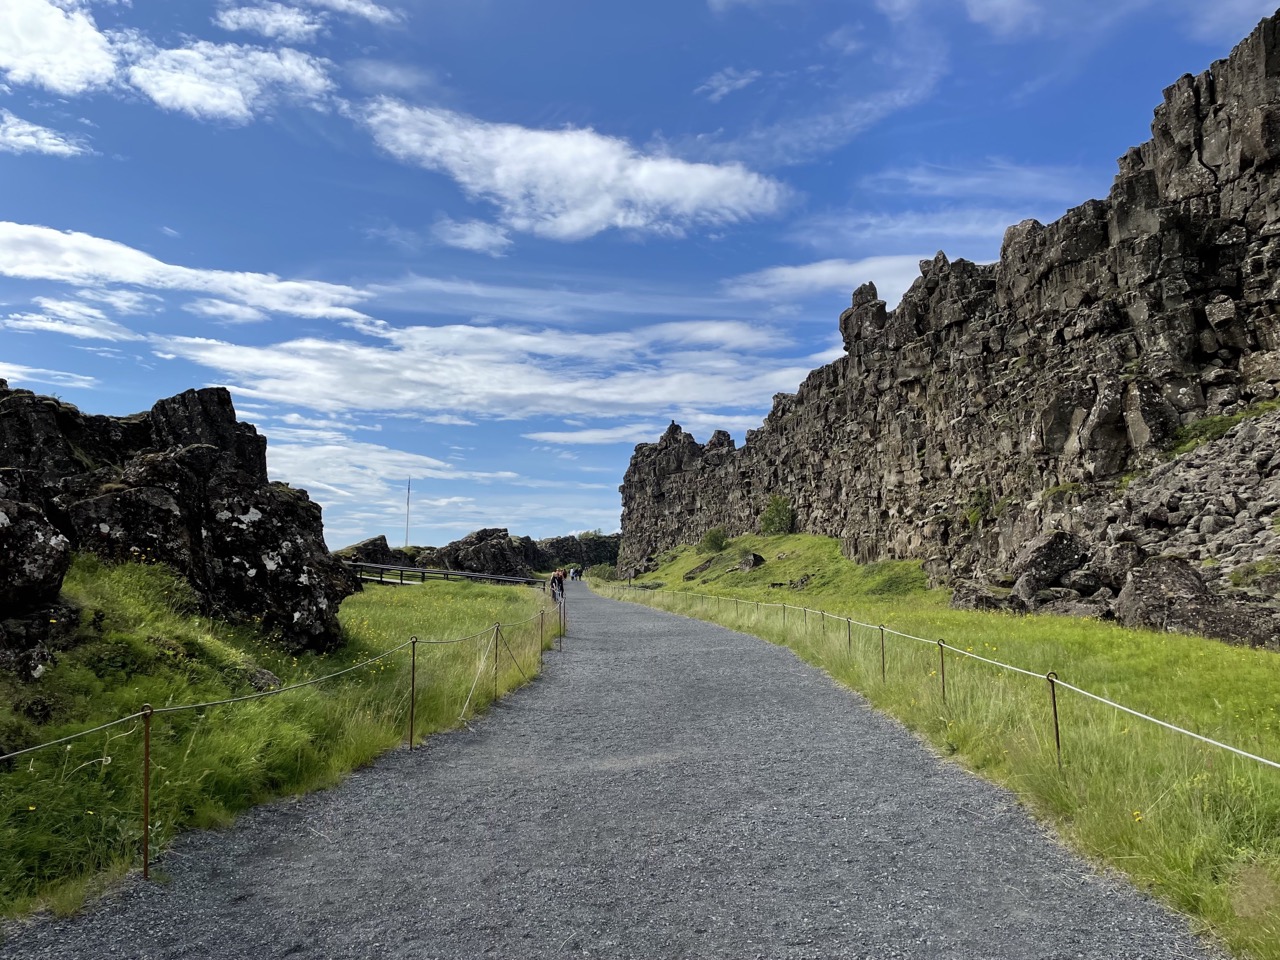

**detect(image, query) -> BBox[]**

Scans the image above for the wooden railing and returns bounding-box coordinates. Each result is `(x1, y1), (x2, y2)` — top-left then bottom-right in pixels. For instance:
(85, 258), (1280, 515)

(342, 560), (545, 590)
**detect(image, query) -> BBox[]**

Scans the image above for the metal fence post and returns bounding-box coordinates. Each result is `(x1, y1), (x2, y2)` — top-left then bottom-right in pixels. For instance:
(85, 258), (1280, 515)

(492, 624), (499, 701)
(408, 637), (418, 750)
(879, 625), (886, 682)
(141, 703), (153, 880)
(846, 617), (851, 653)
(1047, 671), (1063, 770)
(937, 640), (947, 705)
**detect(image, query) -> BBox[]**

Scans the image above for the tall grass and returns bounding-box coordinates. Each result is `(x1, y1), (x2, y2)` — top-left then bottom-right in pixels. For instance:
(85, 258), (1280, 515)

(597, 534), (1280, 960)
(0, 555), (557, 919)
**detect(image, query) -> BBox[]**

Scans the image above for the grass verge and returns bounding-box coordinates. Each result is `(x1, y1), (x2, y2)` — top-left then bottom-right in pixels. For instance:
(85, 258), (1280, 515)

(0, 554), (557, 919)
(596, 533), (1280, 960)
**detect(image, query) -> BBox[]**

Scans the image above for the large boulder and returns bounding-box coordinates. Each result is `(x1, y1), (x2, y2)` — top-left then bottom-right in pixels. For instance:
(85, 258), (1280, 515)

(0, 497), (71, 612)
(1115, 557), (1280, 648)
(0, 381), (356, 654)
(1009, 532), (1092, 588)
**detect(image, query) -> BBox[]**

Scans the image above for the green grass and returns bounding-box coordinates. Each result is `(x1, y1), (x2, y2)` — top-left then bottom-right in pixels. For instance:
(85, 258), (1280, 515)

(1170, 399), (1280, 456)
(595, 533), (1280, 960)
(0, 554), (558, 919)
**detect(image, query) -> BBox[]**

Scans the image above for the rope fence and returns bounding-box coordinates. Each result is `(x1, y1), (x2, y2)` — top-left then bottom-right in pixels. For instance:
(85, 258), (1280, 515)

(1, 592), (569, 881)
(607, 585), (1280, 774)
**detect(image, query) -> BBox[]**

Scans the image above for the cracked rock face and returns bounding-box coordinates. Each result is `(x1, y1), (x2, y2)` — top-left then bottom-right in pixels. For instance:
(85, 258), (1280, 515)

(0, 382), (355, 654)
(618, 13), (1280, 647)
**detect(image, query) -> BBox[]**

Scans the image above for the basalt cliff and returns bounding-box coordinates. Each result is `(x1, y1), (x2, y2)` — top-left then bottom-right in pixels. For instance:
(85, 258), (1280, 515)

(619, 13), (1280, 647)
(0, 383), (356, 672)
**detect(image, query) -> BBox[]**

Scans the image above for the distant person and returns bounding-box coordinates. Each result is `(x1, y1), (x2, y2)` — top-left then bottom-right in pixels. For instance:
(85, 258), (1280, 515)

(551, 568), (565, 602)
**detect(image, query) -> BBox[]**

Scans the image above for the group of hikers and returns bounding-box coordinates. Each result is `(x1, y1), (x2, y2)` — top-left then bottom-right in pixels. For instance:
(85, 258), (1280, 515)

(548, 567), (581, 602)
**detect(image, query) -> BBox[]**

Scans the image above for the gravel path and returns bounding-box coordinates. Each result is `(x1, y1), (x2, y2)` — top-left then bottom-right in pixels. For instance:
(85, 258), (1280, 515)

(1, 582), (1217, 960)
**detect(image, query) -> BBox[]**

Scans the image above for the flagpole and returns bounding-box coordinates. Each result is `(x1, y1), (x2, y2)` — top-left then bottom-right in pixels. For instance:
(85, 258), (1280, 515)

(405, 478), (411, 548)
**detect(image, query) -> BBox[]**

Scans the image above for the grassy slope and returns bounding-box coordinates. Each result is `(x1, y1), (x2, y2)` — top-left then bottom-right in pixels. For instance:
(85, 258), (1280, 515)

(599, 534), (1280, 960)
(0, 555), (556, 918)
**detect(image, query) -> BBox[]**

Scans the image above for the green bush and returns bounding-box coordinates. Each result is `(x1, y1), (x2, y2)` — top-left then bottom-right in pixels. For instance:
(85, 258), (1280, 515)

(698, 527), (729, 553)
(759, 495), (796, 535)
(585, 563), (618, 581)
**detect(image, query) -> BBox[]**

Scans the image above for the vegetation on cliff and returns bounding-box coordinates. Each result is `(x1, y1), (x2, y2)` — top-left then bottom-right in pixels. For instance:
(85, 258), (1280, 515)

(0, 554), (557, 920)
(595, 534), (1280, 960)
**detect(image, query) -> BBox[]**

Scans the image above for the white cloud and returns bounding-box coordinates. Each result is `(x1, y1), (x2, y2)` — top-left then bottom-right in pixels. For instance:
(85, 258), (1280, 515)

(119, 38), (333, 124)
(0, 361), (97, 390)
(183, 298), (269, 324)
(524, 424), (663, 445)
(0, 0), (117, 95)
(148, 317), (815, 423)
(727, 255), (927, 308)
(300, 0), (401, 25)
(861, 159), (1092, 203)
(696, 36), (945, 167)
(695, 67), (762, 103)
(795, 207), (1033, 247)
(160, 225), (181, 238)
(962, 0), (1041, 33)
(75, 287), (162, 313)
(3, 296), (142, 340)
(360, 97), (788, 241)
(0, 109), (91, 157)
(431, 217), (513, 257)
(347, 59), (436, 93)
(214, 4), (327, 44)
(0, 221), (371, 320)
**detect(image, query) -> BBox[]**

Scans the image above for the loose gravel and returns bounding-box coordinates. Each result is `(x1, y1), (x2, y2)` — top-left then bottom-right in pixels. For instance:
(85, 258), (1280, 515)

(1, 582), (1219, 959)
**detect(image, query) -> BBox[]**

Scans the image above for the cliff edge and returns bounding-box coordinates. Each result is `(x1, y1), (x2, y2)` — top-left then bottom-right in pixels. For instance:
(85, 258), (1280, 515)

(619, 12), (1280, 647)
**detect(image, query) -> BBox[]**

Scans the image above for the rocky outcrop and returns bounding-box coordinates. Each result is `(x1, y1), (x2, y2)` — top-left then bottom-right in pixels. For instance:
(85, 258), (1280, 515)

(0, 382), (355, 655)
(414, 528), (537, 578)
(535, 533), (622, 570)
(334, 535), (415, 567)
(400, 529), (622, 577)
(618, 13), (1280, 648)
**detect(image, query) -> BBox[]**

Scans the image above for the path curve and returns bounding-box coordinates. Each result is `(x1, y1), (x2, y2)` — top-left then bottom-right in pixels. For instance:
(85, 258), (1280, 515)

(1, 583), (1216, 959)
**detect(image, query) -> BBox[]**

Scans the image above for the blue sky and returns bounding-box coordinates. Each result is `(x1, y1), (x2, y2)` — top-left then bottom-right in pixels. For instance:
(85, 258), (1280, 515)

(0, 0), (1273, 548)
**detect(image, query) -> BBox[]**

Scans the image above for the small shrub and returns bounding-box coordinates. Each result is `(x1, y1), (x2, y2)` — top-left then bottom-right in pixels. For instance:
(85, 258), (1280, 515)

(698, 527), (729, 553)
(585, 563), (618, 581)
(759, 495), (796, 535)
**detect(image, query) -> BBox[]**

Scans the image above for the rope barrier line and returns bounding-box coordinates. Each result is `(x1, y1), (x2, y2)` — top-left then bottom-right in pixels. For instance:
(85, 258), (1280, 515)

(151, 639), (416, 716)
(2, 605), (554, 765)
(614, 585), (1280, 773)
(457, 630), (497, 724)
(0, 712), (146, 763)
(1052, 678), (1280, 771)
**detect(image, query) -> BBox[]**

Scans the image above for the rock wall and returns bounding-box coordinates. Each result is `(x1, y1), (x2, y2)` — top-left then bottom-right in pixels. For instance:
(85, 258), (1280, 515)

(0, 383), (355, 657)
(619, 14), (1280, 646)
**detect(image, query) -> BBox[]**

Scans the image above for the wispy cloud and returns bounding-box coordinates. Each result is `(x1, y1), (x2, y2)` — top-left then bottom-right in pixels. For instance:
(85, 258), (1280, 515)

(148, 315), (814, 424)
(183, 298), (270, 324)
(524, 424), (663, 445)
(0, 109), (91, 157)
(861, 159), (1094, 203)
(0, 221), (371, 320)
(695, 67), (762, 103)
(347, 59), (436, 93)
(3, 297), (142, 341)
(359, 97), (788, 241)
(214, 4), (328, 44)
(300, 0), (402, 26)
(0, 361), (98, 390)
(431, 217), (513, 257)
(116, 37), (333, 124)
(727, 255), (927, 308)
